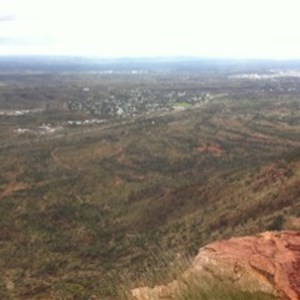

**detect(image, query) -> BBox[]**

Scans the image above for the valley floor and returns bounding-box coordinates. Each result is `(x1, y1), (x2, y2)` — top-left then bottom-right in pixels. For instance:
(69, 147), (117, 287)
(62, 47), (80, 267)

(0, 70), (299, 299)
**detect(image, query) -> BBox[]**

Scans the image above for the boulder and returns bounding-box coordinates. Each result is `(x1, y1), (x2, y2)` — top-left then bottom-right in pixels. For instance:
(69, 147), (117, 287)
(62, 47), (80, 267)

(131, 231), (300, 300)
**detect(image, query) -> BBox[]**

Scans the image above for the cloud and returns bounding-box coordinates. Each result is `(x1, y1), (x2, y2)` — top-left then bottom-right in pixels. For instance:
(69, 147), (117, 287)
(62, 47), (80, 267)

(1, 0), (300, 58)
(0, 36), (52, 46)
(0, 14), (15, 22)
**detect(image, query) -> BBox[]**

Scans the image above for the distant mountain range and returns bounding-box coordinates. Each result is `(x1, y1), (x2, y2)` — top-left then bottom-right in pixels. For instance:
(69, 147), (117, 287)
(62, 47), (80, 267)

(1, 55), (300, 73)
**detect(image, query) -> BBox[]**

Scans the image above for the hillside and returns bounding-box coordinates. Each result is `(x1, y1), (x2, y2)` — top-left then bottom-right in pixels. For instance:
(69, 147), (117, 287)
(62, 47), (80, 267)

(0, 65), (299, 299)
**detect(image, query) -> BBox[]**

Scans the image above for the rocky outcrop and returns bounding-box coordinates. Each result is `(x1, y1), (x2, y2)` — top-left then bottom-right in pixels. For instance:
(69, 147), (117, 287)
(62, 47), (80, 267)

(132, 231), (300, 300)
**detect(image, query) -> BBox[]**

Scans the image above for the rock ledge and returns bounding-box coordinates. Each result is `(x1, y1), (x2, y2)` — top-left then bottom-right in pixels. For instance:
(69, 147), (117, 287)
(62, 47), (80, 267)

(132, 231), (300, 300)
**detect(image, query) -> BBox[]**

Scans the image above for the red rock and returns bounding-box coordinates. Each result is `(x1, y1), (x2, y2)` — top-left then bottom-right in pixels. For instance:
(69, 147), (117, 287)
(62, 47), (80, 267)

(131, 231), (300, 300)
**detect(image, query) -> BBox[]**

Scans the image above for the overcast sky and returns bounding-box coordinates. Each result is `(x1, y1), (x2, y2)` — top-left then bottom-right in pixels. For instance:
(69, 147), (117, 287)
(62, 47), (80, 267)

(0, 0), (300, 58)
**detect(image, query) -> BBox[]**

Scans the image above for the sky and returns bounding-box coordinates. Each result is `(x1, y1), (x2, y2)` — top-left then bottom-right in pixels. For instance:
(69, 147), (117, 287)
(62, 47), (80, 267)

(0, 0), (300, 59)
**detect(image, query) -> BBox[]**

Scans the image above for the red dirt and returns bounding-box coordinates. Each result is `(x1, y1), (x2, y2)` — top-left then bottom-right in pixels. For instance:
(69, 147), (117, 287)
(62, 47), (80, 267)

(0, 182), (28, 199)
(196, 143), (223, 156)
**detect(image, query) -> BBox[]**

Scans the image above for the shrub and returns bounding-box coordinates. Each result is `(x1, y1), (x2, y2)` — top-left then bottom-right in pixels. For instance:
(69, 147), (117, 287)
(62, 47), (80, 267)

(267, 215), (285, 231)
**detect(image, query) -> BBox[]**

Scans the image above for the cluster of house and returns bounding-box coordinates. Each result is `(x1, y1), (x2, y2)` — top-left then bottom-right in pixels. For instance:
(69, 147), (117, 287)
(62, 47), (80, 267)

(67, 88), (210, 118)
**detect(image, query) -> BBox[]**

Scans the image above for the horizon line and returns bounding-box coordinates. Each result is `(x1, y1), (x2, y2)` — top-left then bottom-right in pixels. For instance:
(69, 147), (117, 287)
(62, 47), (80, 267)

(1, 55), (300, 62)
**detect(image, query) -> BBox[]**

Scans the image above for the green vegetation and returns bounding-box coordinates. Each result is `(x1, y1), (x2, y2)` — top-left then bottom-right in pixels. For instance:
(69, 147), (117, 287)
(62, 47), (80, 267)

(174, 102), (191, 107)
(0, 70), (299, 299)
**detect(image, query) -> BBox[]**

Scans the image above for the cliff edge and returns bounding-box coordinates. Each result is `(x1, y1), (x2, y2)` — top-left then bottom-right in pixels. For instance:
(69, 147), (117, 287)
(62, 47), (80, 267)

(132, 231), (300, 300)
